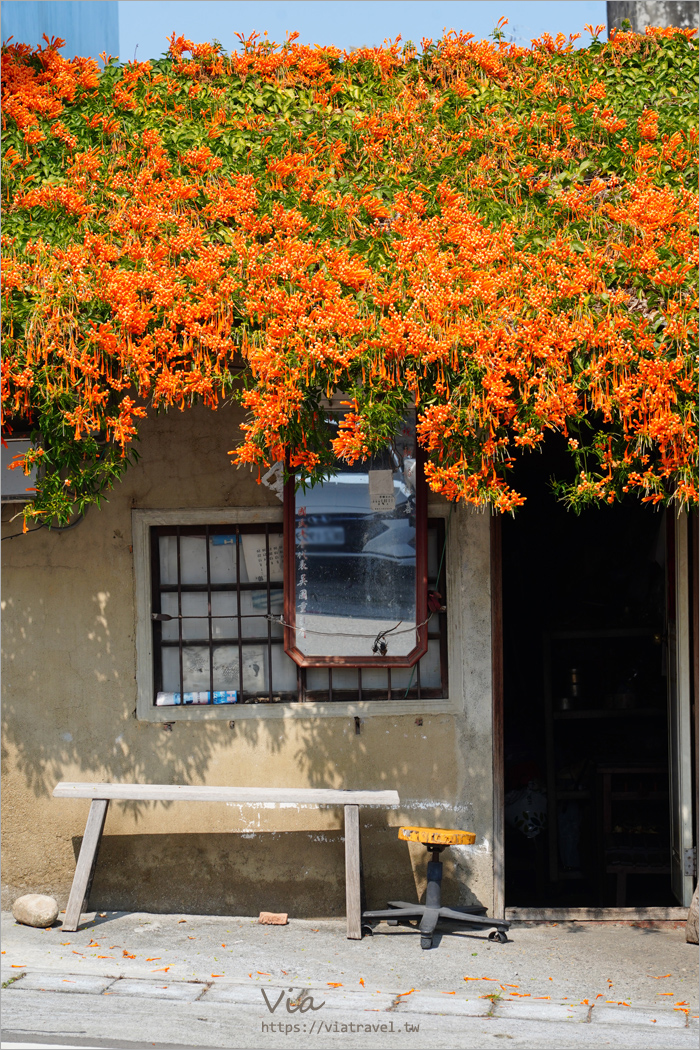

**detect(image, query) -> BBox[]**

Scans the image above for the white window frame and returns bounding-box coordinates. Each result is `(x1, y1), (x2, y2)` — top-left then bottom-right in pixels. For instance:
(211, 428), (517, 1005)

(132, 506), (456, 722)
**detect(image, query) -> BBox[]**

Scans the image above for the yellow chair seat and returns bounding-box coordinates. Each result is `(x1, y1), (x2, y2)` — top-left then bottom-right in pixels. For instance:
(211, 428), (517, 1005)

(398, 826), (476, 847)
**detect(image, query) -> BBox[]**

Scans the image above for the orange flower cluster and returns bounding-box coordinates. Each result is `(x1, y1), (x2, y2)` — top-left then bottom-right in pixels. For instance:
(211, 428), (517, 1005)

(1, 25), (697, 523)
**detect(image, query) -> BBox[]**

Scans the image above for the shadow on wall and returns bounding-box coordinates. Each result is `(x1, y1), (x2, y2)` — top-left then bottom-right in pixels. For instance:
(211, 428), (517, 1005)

(79, 830), (423, 916)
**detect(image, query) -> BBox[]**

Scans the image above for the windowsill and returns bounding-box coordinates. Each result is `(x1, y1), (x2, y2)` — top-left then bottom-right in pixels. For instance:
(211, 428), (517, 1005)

(141, 696), (457, 722)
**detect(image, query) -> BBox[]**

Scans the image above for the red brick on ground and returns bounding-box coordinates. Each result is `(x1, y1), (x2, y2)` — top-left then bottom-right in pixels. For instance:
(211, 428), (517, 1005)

(258, 912), (288, 925)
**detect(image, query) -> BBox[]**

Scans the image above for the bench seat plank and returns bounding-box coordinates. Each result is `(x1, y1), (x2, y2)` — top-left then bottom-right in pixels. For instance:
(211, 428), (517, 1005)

(53, 783), (400, 806)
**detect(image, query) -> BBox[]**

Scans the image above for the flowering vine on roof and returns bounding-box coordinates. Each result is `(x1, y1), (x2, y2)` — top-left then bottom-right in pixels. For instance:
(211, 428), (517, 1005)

(1, 22), (698, 525)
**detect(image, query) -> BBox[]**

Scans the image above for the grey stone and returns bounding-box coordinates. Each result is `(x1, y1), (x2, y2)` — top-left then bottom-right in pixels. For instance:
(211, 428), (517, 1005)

(12, 894), (59, 928)
(108, 978), (206, 1001)
(8, 971), (115, 994)
(686, 884), (698, 944)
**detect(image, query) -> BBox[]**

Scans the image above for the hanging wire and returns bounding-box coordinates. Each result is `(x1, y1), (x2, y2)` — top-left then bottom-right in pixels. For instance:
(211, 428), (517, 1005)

(265, 613), (434, 639)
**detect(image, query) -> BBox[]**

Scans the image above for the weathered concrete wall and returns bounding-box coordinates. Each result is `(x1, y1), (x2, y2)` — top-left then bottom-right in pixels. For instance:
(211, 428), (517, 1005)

(1, 403), (495, 916)
(607, 1), (698, 32)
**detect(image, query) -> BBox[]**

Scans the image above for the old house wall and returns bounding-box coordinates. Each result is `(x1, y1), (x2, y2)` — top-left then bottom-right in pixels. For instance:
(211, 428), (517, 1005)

(1, 403), (496, 916)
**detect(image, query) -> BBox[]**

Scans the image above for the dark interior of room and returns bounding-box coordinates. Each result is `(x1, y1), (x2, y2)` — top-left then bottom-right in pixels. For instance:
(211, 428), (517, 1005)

(501, 437), (675, 907)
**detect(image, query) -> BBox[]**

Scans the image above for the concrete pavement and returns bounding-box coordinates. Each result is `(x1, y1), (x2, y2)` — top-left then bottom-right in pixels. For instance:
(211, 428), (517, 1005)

(2, 911), (697, 1049)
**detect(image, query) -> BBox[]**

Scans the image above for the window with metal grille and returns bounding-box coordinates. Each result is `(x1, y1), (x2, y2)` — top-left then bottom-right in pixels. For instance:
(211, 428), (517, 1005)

(149, 519), (447, 706)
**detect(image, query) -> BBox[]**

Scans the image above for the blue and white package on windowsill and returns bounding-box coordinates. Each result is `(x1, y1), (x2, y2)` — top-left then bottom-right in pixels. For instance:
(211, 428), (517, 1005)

(156, 691), (238, 706)
(212, 691), (239, 704)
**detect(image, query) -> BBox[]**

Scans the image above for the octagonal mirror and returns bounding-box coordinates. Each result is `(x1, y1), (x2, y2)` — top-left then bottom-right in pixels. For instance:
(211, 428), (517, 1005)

(284, 412), (427, 667)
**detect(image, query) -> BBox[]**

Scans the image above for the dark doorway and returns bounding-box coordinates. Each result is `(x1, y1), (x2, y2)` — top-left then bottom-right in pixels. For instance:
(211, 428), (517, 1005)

(502, 439), (675, 907)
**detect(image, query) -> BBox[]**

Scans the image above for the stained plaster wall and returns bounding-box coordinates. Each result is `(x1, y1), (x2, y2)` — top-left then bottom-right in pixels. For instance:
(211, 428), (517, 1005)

(1, 403), (496, 916)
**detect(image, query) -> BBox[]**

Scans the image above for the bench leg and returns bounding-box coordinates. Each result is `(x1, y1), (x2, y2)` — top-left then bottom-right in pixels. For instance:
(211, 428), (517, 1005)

(62, 799), (109, 932)
(344, 804), (362, 940)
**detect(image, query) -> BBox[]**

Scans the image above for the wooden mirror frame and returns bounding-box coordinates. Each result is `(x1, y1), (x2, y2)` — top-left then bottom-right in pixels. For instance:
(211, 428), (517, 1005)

(283, 450), (428, 668)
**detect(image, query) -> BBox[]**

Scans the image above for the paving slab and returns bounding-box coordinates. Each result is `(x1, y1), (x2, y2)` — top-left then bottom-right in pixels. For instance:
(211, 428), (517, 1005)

(395, 994), (489, 1016)
(105, 978), (206, 1001)
(591, 1004), (689, 1027)
(4, 971), (115, 995)
(493, 999), (590, 1022)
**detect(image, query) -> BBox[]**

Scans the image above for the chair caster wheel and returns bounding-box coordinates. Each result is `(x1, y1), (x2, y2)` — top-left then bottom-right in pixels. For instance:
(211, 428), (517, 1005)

(361, 924), (374, 936)
(420, 935), (433, 950)
(387, 919), (399, 926)
(488, 929), (508, 943)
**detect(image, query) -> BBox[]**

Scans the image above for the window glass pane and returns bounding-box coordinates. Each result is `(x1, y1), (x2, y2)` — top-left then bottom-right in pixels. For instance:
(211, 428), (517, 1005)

(159, 592), (179, 640)
(419, 639), (443, 688)
(212, 646), (241, 690)
(240, 533), (284, 583)
(241, 645), (267, 694)
(208, 535), (238, 583)
(388, 665), (414, 690)
(305, 667), (329, 693)
(159, 535), (211, 586)
(359, 666), (390, 691)
(161, 645), (181, 692)
(270, 645), (298, 694)
(240, 588), (283, 615)
(159, 536), (178, 585)
(210, 591), (238, 639)
(180, 536), (208, 585)
(182, 645), (211, 691)
(236, 616), (264, 639)
(331, 667), (359, 690)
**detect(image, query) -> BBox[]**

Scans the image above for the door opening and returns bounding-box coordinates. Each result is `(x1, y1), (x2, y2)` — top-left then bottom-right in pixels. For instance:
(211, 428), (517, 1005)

(501, 440), (693, 908)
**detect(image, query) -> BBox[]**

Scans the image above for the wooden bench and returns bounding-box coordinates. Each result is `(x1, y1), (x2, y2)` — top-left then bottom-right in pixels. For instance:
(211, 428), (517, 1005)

(53, 783), (400, 937)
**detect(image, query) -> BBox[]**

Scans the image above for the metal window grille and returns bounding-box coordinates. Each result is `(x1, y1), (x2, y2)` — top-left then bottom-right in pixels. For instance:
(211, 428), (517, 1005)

(150, 519), (447, 705)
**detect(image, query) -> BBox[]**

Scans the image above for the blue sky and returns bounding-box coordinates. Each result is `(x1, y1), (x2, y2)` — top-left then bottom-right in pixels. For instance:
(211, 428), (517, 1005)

(118, 1), (608, 60)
